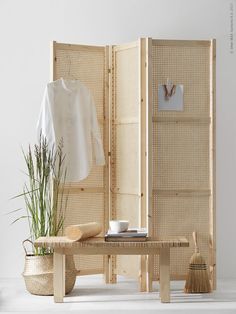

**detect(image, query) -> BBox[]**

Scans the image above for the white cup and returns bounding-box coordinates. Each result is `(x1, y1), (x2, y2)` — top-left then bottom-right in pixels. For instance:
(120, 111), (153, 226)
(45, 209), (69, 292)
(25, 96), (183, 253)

(109, 220), (129, 233)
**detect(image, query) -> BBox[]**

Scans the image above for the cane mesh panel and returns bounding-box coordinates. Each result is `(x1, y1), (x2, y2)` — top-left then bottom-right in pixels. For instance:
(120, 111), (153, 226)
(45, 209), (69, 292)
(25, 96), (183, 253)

(54, 44), (106, 274)
(111, 44), (140, 278)
(152, 41), (212, 280)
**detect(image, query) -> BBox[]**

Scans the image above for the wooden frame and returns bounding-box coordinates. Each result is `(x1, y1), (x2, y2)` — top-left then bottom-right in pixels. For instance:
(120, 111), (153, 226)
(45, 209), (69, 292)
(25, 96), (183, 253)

(149, 38), (216, 288)
(109, 40), (142, 283)
(51, 41), (109, 278)
(146, 37), (154, 292)
(210, 39), (216, 289)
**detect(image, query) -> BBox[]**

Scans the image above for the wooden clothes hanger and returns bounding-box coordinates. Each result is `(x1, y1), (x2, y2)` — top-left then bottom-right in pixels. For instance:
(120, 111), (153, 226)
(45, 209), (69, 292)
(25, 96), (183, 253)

(66, 54), (77, 80)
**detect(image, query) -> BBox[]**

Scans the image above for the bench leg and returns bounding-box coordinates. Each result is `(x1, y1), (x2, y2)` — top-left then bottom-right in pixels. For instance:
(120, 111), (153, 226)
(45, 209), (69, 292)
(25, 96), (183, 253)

(147, 255), (154, 292)
(53, 251), (65, 303)
(139, 255), (147, 291)
(104, 255), (110, 284)
(159, 248), (170, 303)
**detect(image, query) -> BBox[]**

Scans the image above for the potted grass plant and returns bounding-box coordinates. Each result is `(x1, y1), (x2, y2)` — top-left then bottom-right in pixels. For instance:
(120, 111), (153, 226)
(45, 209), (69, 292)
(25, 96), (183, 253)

(12, 134), (76, 295)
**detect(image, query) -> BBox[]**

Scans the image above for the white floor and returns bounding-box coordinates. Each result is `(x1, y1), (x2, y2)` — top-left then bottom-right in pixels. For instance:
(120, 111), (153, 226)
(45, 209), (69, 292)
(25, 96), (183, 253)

(0, 275), (236, 314)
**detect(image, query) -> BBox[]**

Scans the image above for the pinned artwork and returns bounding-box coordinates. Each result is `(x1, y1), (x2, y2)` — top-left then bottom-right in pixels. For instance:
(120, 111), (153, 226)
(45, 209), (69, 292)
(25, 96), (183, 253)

(158, 82), (184, 111)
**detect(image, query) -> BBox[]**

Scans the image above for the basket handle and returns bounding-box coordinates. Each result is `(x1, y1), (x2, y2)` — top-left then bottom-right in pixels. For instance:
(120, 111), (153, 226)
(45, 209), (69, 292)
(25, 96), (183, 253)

(22, 239), (34, 255)
(192, 231), (199, 253)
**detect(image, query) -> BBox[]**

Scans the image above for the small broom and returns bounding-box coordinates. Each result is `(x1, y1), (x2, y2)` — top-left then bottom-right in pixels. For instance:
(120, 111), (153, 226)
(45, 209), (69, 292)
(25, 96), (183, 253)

(184, 231), (211, 293)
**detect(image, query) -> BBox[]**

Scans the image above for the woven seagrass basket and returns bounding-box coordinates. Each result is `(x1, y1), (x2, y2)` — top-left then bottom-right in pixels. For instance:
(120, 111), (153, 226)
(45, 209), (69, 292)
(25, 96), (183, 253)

(22, 240), (76, 296)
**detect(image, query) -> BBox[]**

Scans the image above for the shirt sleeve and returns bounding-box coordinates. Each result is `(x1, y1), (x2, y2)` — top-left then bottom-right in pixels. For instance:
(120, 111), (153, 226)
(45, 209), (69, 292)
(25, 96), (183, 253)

(36, 84), (56, 149)
(90, 96), (105, 166)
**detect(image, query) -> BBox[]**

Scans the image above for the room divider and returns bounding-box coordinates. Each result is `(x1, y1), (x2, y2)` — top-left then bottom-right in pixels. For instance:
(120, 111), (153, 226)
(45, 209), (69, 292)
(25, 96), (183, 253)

(50, 38), (216, 290)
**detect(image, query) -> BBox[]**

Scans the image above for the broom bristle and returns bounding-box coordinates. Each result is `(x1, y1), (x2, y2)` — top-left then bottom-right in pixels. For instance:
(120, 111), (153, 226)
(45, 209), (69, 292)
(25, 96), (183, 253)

(184, 252), (212, 293)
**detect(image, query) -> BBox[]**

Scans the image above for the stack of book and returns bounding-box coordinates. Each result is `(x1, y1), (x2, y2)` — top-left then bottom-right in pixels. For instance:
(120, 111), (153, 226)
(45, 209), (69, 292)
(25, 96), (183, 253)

(105, 228), (147, 242)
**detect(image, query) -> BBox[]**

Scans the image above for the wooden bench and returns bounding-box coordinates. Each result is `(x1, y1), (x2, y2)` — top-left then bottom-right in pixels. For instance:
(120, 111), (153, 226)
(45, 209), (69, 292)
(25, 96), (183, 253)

(34, 236), (189, 303)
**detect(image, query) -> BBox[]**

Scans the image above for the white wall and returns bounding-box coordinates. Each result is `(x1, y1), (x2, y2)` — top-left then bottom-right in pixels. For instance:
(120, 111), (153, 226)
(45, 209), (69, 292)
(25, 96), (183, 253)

(0, 0), (235, 279)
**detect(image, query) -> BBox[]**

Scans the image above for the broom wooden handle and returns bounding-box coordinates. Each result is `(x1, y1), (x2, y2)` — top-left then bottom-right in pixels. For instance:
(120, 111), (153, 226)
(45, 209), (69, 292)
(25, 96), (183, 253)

(192, 231), (199, 253)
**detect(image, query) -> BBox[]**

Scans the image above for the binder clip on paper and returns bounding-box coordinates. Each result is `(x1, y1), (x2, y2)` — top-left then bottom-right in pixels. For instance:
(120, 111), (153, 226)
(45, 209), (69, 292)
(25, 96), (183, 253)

(163, 78), (176, 101)
(158, 78), (183, 111)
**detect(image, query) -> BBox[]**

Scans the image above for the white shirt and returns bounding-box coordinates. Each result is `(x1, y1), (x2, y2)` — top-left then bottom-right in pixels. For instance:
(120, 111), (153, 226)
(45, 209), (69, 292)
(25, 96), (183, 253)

(37, 78), (105, 182)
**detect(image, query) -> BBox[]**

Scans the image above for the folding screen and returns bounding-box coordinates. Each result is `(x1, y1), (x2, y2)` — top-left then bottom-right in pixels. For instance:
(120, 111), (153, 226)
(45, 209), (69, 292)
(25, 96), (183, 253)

(51, 38), (215, 289)
(148, 39), (216, 288)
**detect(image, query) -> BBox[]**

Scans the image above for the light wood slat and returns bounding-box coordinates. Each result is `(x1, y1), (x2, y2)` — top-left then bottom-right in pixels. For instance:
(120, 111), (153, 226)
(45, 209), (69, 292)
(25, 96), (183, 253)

(59, 187), (104, 194)
(109, 45), (117, 284)
(76, 269), (103, 276)
(111, 190), (142, 197)
(103, 45), (110, 282)
(55, 42), (104, 52)
(139, 38), (147, 234)
(139, 38), (148, 292)
(209, 39), (216, 290)
(113, 41), (139, 52)
(108, 44), (113, 225)
(153, 189), (211, 196)
(50, 41), (56, 82)
(113, 117), (139, 125)
(153, 116), (211, 123)
(152, 39), (211, 47)
(146, 37), (153, 292)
